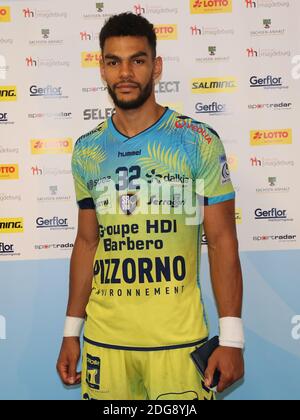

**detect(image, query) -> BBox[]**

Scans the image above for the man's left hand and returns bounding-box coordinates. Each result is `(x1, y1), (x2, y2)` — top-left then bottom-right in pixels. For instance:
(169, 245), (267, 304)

(204, 347), (244, 393)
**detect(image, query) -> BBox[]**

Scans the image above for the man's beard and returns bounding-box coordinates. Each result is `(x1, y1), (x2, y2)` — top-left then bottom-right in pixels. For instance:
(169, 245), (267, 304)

(107, 78), (153, 110)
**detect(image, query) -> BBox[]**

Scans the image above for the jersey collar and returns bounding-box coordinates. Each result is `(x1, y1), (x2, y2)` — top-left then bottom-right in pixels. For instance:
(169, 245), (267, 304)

(108, 107), (172, 142)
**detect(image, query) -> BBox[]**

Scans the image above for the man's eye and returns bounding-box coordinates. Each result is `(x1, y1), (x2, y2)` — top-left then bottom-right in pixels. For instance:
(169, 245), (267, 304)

(108, 61), (118, 66)
(134, 59), (145, 65)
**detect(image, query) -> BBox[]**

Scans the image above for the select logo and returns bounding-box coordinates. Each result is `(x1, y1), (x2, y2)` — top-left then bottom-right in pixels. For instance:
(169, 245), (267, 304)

(0, 164), (19, 180)
(192, 77), (237, 93)
(31, 138), (72, 155)
(154, 25), (177, 40)
(0, 6), (10, 22)
(191, 0), (232, 14)
(0, 218), (24, 233)
(250, 129), (292, 146)
(81, 52), (101, 68)
(0, 86), (17, 101)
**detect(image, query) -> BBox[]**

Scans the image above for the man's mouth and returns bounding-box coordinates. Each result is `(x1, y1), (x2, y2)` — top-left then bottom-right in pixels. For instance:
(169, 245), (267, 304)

(116, 83), (139, 91)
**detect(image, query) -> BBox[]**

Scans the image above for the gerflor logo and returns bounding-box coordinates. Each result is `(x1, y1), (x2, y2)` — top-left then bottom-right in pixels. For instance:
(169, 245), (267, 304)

(36, 217), (71, 230)
(254, 208), (292, 222)
(0, 242), (14, 255)
(195, 101), (227, 115)
(250, 75), (283, 88)
(30, 85), (63, 98)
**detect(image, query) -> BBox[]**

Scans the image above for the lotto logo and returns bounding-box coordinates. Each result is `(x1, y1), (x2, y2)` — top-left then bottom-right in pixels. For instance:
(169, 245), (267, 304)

(190, 0), (232, 14)
(154, 25), (177, 40)
(250, 129), (292, 146)
(0, 164), (19, 180)
(0, 6), (10, 22)
(31, 139), (73, 155)
(81, 52), (101, 68)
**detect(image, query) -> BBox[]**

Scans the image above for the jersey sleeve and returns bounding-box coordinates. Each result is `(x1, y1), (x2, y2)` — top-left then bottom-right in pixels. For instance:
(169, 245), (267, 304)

(194, 124), (235, 206)
(71, 138), (95, 210)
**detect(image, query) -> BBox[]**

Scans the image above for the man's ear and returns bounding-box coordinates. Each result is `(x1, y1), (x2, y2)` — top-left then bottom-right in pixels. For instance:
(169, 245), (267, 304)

(153, 56), (163, 81)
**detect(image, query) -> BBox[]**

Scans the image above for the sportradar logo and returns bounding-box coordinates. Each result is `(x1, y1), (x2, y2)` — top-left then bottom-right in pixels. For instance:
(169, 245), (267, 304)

(0, 6), (11, 22)
(0, 218), (24, 233)
(250, 129), (292, 146)
(0, 86), (17, 101)
(0, 164), (19, 180)
(190, 0), (232, 14)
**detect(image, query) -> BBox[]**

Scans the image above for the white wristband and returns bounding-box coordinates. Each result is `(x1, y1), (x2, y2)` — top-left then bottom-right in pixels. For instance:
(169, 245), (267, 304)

(219, 317), (245, 349)
(63, 316), (85, 337)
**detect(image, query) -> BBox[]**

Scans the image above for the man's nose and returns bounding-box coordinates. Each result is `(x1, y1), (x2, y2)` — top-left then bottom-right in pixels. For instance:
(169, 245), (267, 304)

(119, 61), (133, 79)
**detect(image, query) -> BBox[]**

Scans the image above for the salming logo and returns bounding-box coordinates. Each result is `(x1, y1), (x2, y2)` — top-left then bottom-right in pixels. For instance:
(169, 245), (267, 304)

(0, 219), (24, 233)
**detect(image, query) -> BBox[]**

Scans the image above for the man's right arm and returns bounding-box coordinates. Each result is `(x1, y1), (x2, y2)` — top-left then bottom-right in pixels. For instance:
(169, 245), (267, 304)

(56, 208), (99, 386)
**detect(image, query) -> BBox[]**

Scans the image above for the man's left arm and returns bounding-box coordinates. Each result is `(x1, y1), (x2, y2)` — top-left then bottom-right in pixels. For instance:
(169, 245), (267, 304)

(203, 198), (244, 393)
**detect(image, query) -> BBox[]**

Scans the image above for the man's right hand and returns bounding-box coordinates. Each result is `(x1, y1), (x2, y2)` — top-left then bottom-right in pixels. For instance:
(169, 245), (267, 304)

(56, 337), (81, 386)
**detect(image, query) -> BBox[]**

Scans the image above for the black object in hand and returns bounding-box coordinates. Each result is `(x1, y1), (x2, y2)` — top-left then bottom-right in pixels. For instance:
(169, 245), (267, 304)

(190, 336), (221, 389)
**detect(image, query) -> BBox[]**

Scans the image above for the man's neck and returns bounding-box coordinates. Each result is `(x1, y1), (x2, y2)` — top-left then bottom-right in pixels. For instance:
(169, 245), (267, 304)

(112, 100), (166, 138)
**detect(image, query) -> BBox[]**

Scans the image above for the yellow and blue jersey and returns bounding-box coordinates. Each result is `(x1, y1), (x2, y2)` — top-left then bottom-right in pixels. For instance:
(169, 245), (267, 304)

(72, 108), (235, 351)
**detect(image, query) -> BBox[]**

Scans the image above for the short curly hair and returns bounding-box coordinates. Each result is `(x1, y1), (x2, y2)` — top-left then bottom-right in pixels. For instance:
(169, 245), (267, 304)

(99, 12), (157, 57)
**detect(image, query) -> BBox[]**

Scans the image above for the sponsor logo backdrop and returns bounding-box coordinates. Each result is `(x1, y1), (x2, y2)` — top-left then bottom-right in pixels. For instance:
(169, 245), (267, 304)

(0, 0), (299, 400)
